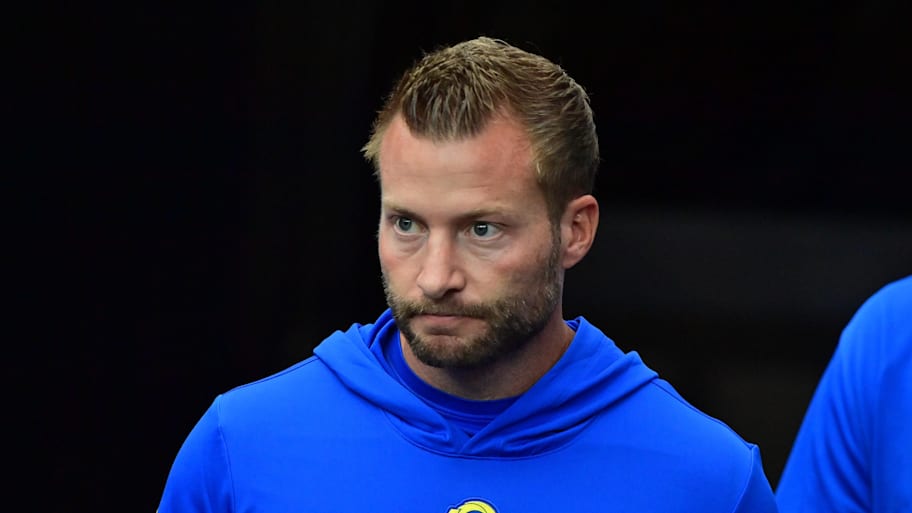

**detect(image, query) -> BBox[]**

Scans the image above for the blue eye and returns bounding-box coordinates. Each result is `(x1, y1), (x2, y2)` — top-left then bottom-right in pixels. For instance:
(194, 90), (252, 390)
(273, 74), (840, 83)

(394, 217), (415, 232)
(471, 222), (500, 238)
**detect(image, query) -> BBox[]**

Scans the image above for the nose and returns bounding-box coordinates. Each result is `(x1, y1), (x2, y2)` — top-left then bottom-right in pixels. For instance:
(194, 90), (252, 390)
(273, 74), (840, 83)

(416, 233), (465, 300)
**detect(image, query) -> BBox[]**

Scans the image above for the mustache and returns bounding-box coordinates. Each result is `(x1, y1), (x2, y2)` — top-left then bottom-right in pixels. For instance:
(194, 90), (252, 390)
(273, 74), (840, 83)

(392, 298), (493, 318)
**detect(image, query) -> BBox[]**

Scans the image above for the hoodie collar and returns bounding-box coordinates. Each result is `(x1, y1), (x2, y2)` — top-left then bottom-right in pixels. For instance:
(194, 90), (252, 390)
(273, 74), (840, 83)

(313, 309), (657, 457)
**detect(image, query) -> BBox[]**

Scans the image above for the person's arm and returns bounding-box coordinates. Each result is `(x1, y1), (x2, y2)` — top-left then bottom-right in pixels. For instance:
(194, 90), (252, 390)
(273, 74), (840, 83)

(158, 398), (234, 513)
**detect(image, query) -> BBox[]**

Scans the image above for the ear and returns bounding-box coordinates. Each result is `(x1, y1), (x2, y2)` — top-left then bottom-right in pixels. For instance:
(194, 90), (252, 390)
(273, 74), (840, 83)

(559, 194), (599, 269)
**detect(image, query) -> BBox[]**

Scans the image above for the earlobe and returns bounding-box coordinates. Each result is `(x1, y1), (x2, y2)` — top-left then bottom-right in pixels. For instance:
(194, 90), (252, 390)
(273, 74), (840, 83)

(561, 195), (599, 269)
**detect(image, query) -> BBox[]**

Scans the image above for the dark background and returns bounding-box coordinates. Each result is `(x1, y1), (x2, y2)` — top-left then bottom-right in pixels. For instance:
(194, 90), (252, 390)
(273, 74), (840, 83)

(18, 1), (911, 511)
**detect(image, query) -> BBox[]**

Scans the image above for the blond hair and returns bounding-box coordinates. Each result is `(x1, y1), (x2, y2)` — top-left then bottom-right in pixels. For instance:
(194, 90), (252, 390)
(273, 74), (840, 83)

(362, 37), (599, 222)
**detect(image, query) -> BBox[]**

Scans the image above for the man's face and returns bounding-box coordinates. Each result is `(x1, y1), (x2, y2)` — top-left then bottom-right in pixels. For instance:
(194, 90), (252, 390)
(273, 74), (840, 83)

(377, 114), (564, 369)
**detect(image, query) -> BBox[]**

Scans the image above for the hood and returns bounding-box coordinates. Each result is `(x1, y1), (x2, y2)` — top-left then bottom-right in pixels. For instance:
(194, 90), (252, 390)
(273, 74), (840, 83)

(313, 309), (657, 458)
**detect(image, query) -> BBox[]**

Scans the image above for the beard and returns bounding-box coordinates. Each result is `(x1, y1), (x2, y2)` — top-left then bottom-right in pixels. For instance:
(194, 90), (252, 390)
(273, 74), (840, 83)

(382, 228), (563, 369)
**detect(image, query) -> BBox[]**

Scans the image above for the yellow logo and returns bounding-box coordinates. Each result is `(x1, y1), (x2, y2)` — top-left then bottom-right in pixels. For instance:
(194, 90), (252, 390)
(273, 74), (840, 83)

(447, 499), (497, 513)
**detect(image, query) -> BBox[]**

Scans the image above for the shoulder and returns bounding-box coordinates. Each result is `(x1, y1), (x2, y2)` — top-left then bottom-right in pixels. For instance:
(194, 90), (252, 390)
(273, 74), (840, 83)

(837, 274), (912, 369)
(584, 376), (776, 509)
(851, 274), (912, 326)
(593, 369), (766, 467)
(215, 355), (339, 422)
(648, 380), (776, 506)
(576, 318), (764, 467)
(645, 379), (762, 460)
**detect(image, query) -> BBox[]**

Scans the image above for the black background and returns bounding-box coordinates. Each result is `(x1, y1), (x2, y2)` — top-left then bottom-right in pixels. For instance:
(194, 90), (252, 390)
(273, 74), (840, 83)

(17, 2), (912, 511)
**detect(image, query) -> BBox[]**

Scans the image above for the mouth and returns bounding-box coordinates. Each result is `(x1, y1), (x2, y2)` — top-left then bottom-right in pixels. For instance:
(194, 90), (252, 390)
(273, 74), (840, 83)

(413, 313), (476, 328)
(415, 313), (467, 321)
(420, 309), (461, 315)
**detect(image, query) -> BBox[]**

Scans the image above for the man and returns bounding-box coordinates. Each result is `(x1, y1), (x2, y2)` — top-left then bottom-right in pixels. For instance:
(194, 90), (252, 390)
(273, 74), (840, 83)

(158, 36), (778, 512)
(776, 274), (912, 512)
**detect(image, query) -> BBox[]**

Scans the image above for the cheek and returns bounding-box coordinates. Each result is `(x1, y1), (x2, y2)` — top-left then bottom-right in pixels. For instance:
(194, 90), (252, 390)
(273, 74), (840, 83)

(477, 251), (540, 288)
(498, 241), (555, 283)
(377, 240), (396, 273)
(377, 236), (412, 279)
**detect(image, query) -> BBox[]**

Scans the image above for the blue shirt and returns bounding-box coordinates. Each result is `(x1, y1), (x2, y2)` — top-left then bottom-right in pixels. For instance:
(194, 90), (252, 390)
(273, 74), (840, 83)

(777, 275), (912, 512)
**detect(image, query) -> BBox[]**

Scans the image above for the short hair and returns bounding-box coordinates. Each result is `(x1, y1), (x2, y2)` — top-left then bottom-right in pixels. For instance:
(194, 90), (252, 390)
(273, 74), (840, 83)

(362, 36), (600, 222)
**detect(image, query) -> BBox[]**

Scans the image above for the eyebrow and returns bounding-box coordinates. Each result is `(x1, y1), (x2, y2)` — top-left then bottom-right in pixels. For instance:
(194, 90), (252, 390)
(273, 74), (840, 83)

(381, 202), (513, 224)
(381, 202), (423, 222)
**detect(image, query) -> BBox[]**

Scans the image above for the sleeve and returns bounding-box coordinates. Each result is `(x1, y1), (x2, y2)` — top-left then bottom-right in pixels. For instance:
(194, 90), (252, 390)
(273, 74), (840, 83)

(158, 397), (235, 513)
(775, 286), (885, 512)
(732, 445), (780, 513)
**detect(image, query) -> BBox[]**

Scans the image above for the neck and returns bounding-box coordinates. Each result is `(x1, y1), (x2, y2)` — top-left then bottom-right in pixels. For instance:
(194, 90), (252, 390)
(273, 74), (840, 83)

(400, 309), (575, 400)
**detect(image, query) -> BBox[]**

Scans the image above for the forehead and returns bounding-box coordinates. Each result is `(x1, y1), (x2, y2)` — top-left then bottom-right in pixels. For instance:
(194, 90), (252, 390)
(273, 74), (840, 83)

(377, 114), (542, 213)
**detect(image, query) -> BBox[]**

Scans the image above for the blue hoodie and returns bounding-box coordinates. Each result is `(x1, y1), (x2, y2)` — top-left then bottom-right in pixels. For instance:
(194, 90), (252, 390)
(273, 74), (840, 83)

(159, 310), (778, 512)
